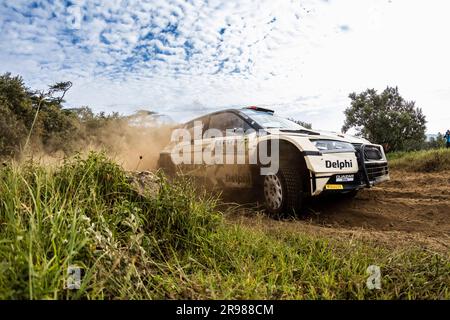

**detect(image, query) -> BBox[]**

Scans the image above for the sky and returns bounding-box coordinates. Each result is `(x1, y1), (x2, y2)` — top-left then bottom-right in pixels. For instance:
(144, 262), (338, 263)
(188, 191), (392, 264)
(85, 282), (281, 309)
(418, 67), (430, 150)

(1, 0), (449, 133)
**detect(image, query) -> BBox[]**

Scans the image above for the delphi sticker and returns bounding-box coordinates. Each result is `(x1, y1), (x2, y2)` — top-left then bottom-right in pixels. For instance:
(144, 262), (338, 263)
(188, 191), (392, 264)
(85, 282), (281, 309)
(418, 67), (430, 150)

(325, 160), (353, 170)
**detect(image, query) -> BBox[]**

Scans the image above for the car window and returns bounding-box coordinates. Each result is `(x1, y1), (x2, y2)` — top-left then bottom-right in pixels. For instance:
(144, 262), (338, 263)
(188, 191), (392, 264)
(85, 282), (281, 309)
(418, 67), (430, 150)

(209, 112), (251, 135)
(184, 116), (209, 138)
(241, 110), (306, 130)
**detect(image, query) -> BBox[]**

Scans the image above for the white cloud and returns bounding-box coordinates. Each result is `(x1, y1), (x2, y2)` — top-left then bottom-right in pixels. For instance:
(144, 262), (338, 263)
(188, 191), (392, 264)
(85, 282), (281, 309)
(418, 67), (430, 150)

(0, 0), (449, 132)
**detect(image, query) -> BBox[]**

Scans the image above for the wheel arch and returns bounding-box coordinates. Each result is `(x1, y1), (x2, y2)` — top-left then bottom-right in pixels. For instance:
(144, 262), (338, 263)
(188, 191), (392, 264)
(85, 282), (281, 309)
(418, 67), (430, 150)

(254, 137), (311, 197)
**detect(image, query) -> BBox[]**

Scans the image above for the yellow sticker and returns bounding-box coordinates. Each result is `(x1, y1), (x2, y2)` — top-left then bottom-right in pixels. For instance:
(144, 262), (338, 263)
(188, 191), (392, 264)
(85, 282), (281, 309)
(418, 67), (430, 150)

(325, 184), (344, 190)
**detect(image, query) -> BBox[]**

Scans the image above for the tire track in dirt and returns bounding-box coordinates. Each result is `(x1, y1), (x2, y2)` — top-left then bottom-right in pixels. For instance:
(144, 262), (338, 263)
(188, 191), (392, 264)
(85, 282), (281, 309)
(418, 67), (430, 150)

(225, 170), (450, 254)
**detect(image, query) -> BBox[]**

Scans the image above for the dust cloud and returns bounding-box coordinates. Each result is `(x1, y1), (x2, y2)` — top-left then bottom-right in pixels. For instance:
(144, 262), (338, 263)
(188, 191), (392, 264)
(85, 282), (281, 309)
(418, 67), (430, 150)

(91, 121), (174, 171)
(20, 118), (175, 172)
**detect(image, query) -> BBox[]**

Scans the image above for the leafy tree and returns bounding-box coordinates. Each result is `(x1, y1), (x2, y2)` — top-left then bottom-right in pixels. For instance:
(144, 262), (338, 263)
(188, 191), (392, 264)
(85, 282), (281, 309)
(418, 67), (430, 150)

(0, 74), (34, 156)
(342, 87), (426, 152)
(0, 73), (35, 128)
(0, 103), (27, 157)
(0, 73), (79, 156)
(48, 81), (72, 105)
(0, 72), (166, 160)
(24, 81), (78, 153)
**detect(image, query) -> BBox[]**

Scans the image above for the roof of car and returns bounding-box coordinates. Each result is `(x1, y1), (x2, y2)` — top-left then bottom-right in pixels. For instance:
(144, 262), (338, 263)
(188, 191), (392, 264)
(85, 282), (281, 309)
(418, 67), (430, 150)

(184, 107), (274, 124)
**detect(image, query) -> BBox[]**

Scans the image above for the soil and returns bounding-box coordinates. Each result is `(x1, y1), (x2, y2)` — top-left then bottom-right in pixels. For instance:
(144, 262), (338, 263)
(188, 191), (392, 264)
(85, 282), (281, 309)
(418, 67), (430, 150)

(224, 170), (450, 254)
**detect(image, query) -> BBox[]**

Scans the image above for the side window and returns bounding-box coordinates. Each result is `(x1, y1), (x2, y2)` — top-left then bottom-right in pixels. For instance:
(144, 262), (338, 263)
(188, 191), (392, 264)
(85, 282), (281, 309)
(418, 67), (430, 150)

(184, 121), (195, 141)
(184, 116), (209, 141)
(209, 112), (251, 135)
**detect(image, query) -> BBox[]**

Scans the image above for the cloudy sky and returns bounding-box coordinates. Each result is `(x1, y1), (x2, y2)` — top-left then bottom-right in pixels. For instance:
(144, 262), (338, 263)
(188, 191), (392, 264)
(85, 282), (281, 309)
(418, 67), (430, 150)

(1, 0), (449, 133)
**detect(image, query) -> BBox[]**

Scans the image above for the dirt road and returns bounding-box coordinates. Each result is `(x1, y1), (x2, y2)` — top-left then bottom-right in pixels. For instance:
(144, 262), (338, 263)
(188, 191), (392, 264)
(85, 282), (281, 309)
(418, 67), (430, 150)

(226, 170), (450, 254)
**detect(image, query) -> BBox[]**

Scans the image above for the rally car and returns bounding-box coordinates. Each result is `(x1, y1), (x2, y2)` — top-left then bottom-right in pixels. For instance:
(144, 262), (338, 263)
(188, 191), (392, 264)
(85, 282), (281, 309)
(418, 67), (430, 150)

(158, 107), (390, 215)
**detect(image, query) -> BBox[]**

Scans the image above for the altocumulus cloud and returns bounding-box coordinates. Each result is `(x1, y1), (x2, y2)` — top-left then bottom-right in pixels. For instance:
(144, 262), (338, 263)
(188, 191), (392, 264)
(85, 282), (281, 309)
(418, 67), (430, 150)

(0, 0), (325, 120)
(1, 0), (450, 132)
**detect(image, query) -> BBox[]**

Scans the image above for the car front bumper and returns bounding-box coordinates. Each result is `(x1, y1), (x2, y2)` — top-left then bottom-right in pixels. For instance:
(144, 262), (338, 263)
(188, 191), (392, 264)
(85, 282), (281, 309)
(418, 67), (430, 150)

(309, 144), (390, 196)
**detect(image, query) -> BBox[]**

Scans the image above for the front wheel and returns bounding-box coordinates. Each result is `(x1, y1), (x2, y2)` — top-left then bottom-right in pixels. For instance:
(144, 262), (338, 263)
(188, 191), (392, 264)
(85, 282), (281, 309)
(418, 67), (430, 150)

(263, 167), (303, 216)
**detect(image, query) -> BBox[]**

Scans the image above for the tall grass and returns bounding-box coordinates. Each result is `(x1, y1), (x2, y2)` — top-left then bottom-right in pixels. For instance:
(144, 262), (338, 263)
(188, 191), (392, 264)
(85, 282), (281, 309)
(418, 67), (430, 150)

(388, 148), (450, 172)
(0, 152), (448, 299)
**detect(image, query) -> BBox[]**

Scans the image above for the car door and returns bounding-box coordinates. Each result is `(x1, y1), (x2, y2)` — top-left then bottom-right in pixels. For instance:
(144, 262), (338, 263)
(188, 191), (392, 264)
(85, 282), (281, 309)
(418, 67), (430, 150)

(185, 116), (209, 177)
(205, 112), (253, 189)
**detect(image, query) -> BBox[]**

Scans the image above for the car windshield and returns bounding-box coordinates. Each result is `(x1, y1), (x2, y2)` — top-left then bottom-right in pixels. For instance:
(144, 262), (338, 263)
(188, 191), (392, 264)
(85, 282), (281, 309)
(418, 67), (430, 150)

(242, 110), (307, 130)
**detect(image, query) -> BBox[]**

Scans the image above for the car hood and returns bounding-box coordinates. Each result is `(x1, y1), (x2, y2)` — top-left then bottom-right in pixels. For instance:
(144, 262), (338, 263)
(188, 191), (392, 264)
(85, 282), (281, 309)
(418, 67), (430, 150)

(314, 130), (371, 144)
(265, 128), (372, 145)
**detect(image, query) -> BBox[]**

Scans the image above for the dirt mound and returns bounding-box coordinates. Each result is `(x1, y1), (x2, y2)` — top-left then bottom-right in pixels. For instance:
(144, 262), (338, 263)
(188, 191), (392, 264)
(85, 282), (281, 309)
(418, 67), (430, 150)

(225, 169), (450, 254)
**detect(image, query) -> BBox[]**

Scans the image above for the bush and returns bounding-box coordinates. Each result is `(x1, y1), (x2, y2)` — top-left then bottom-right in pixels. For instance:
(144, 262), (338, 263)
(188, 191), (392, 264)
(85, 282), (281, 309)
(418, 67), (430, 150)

(0, 152), (221, 298)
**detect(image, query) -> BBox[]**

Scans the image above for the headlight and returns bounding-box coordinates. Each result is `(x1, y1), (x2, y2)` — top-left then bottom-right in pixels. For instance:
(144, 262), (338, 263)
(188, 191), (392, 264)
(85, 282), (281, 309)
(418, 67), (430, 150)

(311, 140), (355, 153)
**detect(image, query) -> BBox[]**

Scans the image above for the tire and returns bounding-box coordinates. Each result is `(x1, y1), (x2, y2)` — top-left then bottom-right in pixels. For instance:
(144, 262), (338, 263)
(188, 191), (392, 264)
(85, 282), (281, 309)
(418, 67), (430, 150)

(263, 166), (303, 216)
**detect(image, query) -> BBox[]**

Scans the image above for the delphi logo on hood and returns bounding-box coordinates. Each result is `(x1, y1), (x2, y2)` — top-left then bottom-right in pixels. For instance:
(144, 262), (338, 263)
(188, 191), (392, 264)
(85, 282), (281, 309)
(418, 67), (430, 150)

(325, 159), (353, 170)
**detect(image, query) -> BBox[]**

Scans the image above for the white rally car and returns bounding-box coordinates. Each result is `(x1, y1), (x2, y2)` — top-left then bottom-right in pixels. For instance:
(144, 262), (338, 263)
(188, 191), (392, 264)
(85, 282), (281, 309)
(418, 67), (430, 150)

(158, 107), (390, 215)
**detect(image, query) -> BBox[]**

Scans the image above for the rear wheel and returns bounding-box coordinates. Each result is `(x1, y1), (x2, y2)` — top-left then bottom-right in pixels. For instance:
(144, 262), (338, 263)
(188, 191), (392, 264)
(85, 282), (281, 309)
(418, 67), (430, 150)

(263, 166), (303, 216)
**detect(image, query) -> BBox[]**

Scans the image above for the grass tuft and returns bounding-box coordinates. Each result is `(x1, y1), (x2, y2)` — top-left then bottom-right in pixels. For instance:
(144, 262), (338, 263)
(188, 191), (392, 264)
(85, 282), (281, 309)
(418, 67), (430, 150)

(0, 152), (448, 299)
(388, 148), (450, 172)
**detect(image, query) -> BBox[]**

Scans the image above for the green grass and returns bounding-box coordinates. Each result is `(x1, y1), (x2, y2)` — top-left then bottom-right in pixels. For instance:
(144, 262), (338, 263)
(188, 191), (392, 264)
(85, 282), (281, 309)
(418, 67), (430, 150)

(0, 152), (448, 299)
(388, 148), (450, 172)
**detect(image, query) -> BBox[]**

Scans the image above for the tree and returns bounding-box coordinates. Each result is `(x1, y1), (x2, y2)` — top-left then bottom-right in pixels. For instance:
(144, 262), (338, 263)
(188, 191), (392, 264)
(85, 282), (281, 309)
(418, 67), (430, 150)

(24, 81), (77, 153)
(0, 103), (27, 157)
(342, 87), (427, 152)
(0, 73), (79, 157)
(0, 73), (34, 157)
(0, 71), (169, 160)
(0, 73), (35, 129)
(48, 81), (72, 105)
